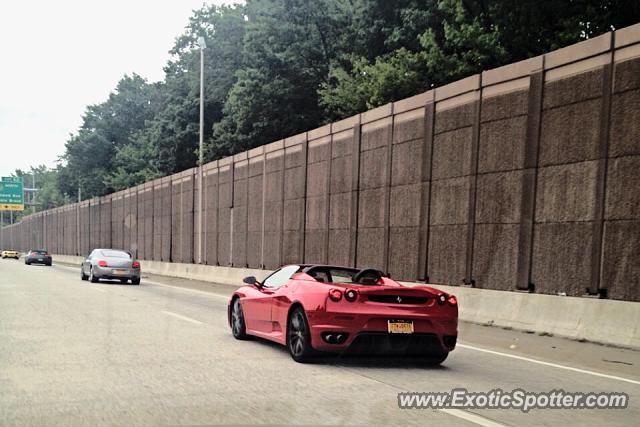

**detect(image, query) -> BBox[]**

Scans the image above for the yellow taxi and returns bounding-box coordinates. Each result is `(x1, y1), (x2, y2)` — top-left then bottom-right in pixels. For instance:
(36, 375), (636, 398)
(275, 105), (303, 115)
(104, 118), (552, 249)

(1, 249), (20, 259)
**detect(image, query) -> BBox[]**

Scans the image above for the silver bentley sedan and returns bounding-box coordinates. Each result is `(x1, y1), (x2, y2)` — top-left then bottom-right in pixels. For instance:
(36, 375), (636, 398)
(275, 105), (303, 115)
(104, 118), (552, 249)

(80, 249), (141, 284)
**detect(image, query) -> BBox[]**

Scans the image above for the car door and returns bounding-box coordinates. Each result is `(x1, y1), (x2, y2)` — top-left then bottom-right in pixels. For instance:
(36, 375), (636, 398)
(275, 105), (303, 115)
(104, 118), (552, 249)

(83, 250), (95, 274)
(242, 265), (300, 334)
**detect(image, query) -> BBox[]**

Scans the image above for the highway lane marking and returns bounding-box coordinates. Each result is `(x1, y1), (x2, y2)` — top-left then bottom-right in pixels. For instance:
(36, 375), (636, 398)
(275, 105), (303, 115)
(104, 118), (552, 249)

(52, 264), (231, 300)
(161, 310), (204, 325)
(441, 409), (508, 427)
(52, 263), (639, 386)
(458, 343), (640, 386)
(144, 279), (231, 301)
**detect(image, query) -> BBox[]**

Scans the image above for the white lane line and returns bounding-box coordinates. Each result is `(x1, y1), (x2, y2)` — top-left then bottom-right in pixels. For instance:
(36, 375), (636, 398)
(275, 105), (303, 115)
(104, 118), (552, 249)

(441, 409), (508, 427)
(161, 310), (204, 325)
(54, 264), (231, 300)
(144, 279), (230, 300)
(458, 343), (640, 386)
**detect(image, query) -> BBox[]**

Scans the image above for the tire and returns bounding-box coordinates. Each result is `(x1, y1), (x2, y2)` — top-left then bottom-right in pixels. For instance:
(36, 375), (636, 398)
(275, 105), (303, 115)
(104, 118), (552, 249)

(25, 261), (30, 265)
(80, 267), (88, 281)
(120, 278), (128, 284)
(230, 298), (248, 340)
(287, 307), (314, 363)
(131, 277), (140, 285)
(89, 267), (99, 283)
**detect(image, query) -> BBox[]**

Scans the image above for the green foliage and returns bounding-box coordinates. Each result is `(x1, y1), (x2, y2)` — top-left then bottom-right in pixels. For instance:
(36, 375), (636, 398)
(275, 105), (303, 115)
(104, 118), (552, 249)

(210, 0), (344, 155)
(319, 0), (507, 119)
(58, 73), (156, 197)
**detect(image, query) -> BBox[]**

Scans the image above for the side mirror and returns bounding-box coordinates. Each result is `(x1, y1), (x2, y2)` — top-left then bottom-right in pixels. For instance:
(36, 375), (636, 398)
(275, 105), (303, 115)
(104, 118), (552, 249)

(243, 276), (258, 285)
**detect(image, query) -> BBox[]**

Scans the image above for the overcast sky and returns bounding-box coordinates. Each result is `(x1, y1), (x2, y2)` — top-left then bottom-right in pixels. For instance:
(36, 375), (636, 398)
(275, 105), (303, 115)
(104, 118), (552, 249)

(0, 0), (234, 178)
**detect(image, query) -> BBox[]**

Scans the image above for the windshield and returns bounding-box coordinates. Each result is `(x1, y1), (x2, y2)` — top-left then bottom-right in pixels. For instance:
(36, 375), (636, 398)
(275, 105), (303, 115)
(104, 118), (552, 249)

(99, 250), (131, 258)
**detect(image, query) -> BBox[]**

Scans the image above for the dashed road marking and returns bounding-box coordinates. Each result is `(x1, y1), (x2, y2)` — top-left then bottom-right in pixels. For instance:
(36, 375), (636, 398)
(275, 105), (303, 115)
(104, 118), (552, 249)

(161, 310), (203, 325)
(458, 343), (640, 386)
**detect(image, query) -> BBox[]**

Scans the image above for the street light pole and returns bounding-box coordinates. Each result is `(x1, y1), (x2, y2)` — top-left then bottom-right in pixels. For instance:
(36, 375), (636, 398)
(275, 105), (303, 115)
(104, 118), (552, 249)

(197, 36), (206, 264)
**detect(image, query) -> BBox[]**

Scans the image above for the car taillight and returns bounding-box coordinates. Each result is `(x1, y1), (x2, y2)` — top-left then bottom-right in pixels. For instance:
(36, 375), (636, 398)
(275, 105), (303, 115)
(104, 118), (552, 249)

(344, 289), (358, 302)
(44, 252), (49, 256)
(447, 295), (458, 306)
(132, 261), (140, 268)
(328, 289), (343, 302)
(98, 260), (107, 267)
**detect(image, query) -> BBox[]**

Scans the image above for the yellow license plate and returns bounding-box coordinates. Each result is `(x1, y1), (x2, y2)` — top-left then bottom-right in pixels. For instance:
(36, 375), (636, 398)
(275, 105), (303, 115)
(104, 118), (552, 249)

(113, 269), (127, 275)
(388, 320), (414, 334)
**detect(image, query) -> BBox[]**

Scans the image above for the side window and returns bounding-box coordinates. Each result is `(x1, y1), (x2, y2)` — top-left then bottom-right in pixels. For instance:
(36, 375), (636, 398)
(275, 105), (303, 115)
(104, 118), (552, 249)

(262, 265), (300, 289)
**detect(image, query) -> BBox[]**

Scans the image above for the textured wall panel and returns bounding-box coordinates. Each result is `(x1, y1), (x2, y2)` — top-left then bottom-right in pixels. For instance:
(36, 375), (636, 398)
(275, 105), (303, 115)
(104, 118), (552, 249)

(305, 138), (330, 264)
(472, 224), (519, 290)
(478, 115), (527, 173)
(247, 158), (264, 268)
(232, 162), (248, 267)
(171, 180), (182, 262)
(535, 161), (598, 222)
(428, 224), (467, 285)
(204, 170), (219, 265)
(263, 153), (283, 269)
(532, 222), (594, 296)
(539, 99), (602, 166)
(600, 220), (640, 301)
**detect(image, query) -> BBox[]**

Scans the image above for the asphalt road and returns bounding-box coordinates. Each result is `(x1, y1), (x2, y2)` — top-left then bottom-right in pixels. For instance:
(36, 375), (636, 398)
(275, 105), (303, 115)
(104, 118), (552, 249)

(1, 258), (639, 427)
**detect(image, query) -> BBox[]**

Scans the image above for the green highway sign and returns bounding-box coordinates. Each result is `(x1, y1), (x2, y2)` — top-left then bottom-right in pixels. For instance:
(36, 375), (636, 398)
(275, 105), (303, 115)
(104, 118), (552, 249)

(0, 176), (24, 211)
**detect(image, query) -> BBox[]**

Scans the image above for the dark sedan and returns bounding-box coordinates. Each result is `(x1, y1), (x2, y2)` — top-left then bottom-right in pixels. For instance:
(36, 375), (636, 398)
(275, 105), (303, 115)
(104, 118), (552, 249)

(25, 250), (52, 266)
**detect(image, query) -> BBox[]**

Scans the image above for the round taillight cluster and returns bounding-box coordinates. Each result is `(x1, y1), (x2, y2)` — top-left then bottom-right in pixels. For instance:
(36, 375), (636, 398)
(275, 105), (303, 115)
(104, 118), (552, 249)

(328, 289), (343, 302)
(345, 289), (358, 302)
(438, 293), (458, 306)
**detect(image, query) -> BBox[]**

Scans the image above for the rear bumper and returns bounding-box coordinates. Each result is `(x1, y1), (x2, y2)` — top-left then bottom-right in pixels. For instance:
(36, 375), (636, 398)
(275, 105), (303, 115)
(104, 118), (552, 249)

(26, 257), (52, 264)
(93, 266), (141, 280)
(307, 309), (457, 355)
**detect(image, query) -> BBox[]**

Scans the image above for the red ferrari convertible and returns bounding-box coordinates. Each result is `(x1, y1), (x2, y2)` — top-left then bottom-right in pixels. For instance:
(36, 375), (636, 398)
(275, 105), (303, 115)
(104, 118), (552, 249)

(228, 264), (458, 363)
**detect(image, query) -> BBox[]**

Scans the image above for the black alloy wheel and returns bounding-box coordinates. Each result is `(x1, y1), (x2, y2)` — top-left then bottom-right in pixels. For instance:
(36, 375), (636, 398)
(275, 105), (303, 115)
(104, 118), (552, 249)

(287, 307), (313, 363)
(231, 298), (248, 339)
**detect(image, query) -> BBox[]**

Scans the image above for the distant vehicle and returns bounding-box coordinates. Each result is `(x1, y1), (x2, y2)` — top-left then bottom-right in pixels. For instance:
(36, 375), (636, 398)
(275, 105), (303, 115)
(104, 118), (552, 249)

(228, 264), (458, 364)
(1, 250), (20, 259)
(80, 249), (141, 285)
(25, 249), (52, 266)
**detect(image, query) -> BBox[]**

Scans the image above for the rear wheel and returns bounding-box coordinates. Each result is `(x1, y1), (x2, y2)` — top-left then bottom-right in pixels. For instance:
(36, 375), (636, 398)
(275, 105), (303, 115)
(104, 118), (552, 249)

(89, 267), (99, 283)
(120, 278), (128, 284)
(287, 307), (314, 363)
(80, 268), (88, 281)
(25, 261), (30, 265)
(131, 278), (140, 285)
(231, 298), (248, 339)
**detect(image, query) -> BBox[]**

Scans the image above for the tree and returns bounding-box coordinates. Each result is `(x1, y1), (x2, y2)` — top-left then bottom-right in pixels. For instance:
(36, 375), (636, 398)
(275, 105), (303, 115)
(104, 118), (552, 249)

(319, 0), (506, 119)
(210, 0), (345, 155)
(59, 74), (155, 198)
(143, 3), (248, 169)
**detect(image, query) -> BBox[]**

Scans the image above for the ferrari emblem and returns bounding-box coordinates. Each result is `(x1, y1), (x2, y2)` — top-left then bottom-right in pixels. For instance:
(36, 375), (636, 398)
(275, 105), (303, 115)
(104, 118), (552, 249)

(397, 296), (402, 303)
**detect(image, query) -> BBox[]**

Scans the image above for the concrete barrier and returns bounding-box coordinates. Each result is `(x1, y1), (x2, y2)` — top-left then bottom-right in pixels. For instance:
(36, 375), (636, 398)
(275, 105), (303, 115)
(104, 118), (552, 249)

(52, 254), (272, 284)
(405, 283), (640, 349)
(52, 254), (639, 349)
